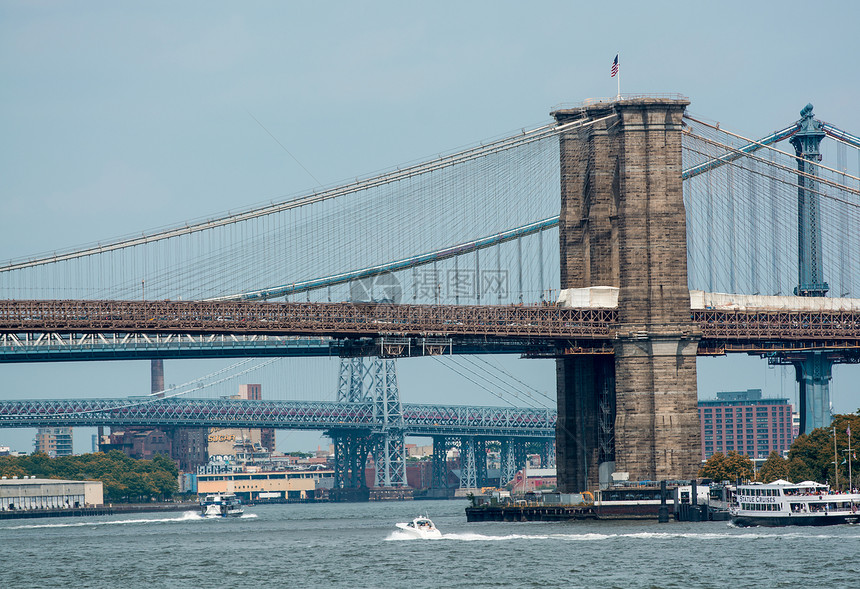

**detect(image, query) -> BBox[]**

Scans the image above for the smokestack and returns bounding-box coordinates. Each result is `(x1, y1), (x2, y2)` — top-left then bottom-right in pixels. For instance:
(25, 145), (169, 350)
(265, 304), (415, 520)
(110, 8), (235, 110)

(151, 359), (164, 398)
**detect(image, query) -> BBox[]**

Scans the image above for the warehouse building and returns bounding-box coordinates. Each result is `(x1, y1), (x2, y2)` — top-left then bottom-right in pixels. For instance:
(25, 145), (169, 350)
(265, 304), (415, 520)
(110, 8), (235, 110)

(197, 469), (333, 502)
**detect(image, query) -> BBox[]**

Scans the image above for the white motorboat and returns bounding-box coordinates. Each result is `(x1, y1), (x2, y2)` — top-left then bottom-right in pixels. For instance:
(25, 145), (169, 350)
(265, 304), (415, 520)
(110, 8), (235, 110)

(730, 480), (860, 527)
(200, 493), (244, 517)
(395, 516), (442, 538)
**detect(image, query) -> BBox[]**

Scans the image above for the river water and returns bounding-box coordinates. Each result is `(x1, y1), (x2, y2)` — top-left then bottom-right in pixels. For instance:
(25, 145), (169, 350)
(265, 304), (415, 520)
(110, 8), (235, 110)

(2, 499), (858, 588)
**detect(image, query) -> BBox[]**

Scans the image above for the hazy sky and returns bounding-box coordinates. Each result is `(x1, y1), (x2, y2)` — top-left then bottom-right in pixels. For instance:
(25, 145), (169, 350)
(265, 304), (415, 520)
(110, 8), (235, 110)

(1, 1), (859, 453)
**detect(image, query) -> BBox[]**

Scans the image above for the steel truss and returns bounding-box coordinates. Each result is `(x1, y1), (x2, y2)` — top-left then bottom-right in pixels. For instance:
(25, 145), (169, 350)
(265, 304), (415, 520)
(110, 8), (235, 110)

(695, 309), (860, 341)
(431, 436), (453, 488)
(540, 440), (556, 469)
(0, 398), (556, 438)
(371, 359), (406, 487)
(334, 357), (406, 488)
(331, 429), (372, 489)
(0, 332), (334, 362)
(499, 438), (519, 486)
(5, 304), (860, 360)
(459, 437), (477, 490)
(0, 332), (568, 363)
(0, 300), (616, 339)
(474, 438), (488, 488)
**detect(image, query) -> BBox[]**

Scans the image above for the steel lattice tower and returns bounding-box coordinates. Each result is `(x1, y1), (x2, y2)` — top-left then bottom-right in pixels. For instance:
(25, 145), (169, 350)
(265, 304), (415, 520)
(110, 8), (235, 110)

(500, 438), (518, 486)
(331, 357), (407, 489)
(788, 104), (833, 434)
(431, 436), (451, 488)
(372, 358), (407, 487)
(459, 436), (478, 490)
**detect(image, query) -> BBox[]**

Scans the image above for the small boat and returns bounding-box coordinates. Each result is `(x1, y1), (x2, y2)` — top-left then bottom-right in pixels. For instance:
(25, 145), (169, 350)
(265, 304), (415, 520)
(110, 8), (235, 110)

(730, 480), (860, 527)
(395, 515), (442, 538)
(200, 493), (244, 517)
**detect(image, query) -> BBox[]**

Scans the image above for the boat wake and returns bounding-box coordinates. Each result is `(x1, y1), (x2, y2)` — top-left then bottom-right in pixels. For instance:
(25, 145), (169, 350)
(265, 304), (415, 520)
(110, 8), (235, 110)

(386, 530), (439, 541)
(385, 529), (849, 542)
(4, 510), (202, 530)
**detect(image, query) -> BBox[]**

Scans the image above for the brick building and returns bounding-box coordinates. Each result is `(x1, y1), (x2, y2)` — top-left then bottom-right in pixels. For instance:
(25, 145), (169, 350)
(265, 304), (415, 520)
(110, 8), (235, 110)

(699, 389), (795, 461)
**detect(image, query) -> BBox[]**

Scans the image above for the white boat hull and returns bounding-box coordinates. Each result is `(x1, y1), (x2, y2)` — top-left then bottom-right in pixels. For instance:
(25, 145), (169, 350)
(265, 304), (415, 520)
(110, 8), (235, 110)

(731, 480), (860, 527)
(202, 504), (244, 518)
(732, 513), (860, 527)
(396, 521), (442, 539)
(200, 493), (244, 517)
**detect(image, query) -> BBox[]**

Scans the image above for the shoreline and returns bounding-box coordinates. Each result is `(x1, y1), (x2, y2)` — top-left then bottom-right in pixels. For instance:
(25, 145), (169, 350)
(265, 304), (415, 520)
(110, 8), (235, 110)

(0, 501), (198, 520)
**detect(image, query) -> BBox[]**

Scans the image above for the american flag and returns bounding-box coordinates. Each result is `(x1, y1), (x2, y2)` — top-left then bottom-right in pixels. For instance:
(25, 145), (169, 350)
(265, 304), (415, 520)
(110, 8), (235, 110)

(610, 55), (619, 77)
(849, 425), (852, 436)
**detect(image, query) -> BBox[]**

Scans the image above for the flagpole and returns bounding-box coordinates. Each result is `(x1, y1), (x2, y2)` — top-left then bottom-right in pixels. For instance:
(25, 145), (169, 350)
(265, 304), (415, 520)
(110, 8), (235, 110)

(834, 427), (839, 490)
(849, 427), (853, 492)
(616, 51), (621, 99)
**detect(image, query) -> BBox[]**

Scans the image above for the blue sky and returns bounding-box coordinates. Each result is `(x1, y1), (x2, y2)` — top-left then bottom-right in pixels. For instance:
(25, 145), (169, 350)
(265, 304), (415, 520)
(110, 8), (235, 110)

(1, 1), (859, 453)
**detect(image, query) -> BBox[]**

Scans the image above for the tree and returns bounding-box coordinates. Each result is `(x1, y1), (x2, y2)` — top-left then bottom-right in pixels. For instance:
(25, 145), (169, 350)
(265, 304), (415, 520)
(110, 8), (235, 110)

(101, 474), (127, 502)
(756, 451), (789, 483)
(0, 451), (179, 502)
(151, 454), (178, 479)
(787, 413), (860, 489)
(787, 455), (816, 483)
(698, 451), (754, 482)
(0, 456), (27, 478)
(20, 452), (54, 478)
(150, 470), (179, 500)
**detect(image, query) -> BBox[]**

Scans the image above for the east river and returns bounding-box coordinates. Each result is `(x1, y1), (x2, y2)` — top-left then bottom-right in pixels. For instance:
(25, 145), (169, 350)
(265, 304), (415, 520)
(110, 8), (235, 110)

(2, 499), (859, 588)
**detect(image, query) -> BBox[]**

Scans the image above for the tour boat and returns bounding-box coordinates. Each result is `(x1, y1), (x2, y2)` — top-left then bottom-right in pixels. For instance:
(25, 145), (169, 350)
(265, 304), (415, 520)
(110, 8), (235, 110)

(730, 480), (860, 527)
(200, 493), (244, 517)
(395, 515), (442, 538)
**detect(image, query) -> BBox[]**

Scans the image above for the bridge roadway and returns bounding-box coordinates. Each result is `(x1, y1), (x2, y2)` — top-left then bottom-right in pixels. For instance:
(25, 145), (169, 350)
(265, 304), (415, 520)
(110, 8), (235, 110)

(2, 299), (860, 361)
(0, 398), (555, 439)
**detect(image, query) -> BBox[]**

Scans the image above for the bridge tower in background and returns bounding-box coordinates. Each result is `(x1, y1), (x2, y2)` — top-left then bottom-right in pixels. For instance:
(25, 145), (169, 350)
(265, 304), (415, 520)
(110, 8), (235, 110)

(789, 104), (833, 434)
(552, 97), (701, 491)
(370, 358), (407, 488)
(329, 357), (407, 498)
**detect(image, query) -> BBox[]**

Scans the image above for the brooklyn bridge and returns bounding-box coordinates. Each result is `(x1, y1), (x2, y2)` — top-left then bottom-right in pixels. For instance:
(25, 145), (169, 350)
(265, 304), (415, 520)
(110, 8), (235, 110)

(2, 96), (860, 493)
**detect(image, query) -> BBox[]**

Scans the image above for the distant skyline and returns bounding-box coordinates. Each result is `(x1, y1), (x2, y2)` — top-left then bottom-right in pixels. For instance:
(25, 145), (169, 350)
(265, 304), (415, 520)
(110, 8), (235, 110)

(2, 1), (859, 453)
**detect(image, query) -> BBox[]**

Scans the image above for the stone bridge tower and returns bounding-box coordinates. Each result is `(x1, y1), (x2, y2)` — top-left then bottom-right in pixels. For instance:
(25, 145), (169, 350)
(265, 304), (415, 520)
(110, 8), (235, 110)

(552, 97), (701, 491)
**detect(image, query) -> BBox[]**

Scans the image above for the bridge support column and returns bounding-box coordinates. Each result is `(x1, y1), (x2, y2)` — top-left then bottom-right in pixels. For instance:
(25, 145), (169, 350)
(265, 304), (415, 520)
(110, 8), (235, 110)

(372, 359), (407, 487)
(334, 356), (407, 489)
(332, 430), (372, 490)
(431, 436), (451, 488)
(555, 355), (614, 491)
(541, 439), (556, 469)
(500, 438), (518, 486)
(475, 439), (488, 488)
(795, 352), (832, 433)
(459, 436), (477, 490)
(553, 97), (700, 490)
(613, 336), (700, 481)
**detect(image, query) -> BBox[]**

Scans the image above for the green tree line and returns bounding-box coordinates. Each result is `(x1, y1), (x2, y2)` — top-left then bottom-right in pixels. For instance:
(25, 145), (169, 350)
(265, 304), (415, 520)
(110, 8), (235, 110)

(699, 413), (860, 489)
(0, 450), (179, 502)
